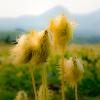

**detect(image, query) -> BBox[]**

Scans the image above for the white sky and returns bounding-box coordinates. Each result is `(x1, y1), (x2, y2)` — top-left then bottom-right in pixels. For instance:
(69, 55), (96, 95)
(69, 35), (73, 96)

(0, 0), (100, 17)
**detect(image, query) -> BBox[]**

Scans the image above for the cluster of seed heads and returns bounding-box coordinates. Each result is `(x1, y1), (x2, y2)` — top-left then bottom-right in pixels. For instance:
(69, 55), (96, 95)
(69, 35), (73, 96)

(12, 30), (50, 65)
(12, 14), (84, 100)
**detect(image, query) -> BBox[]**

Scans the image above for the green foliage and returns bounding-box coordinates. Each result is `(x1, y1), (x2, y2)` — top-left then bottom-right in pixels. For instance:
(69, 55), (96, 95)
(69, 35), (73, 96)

(79, 66), (100, 97)
(0, 44), (100, 99)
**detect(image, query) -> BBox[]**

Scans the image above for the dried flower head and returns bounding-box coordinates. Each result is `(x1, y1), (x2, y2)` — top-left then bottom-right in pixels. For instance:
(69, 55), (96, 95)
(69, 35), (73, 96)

(11, 34), (33, 64)
(64, 56), (84, 87)
(11, 30), (50, 65)
(38, 84), (53, 100)
(34, 30), (50, 64)
(49, 14), (73, 50)
(14, 90), (28, 100)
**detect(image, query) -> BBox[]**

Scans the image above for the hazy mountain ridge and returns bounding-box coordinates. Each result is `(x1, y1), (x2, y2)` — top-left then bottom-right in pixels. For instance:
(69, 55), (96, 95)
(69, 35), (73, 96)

(0, 6), (70, 31)
(74, 10), (100, 35)
(0, 6), (100, 34)
(0, 6), (100, 43)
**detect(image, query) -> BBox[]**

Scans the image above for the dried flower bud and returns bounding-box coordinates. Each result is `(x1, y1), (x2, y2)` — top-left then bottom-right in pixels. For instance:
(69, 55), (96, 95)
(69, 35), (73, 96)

(49, 14), (73, 50)
(64, 56), (84, 87)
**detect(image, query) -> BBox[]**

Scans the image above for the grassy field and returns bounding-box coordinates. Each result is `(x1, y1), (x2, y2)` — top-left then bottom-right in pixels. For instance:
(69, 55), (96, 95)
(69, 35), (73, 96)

(0, 43), (100, 100)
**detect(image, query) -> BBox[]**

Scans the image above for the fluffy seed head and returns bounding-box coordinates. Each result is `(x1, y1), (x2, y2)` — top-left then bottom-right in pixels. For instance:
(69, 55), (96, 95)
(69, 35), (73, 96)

(34, 30), (50, 64)
(38, 84), (53, 100)
(11, 30), (50, 65)
(14, 90), (28, 100)
(11, 34), (33, 64)
(49, 14), (73, 50)
(64, 56), (84, 87)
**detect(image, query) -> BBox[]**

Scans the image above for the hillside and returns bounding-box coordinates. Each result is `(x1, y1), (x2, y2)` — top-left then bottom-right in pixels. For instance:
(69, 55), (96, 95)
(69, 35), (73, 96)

(0, 6), (100, 43)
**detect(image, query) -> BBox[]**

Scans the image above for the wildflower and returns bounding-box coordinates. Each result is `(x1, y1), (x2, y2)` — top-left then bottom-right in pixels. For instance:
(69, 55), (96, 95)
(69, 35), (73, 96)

(34, 30), (50, 64)
(49, 14), (74, 100)
(49, 14), (73, 50)
(11, 34), (33, 64)
(11, 29), (50, 100)
(64, 56), (84, 87)
(11, 29), (50, 65)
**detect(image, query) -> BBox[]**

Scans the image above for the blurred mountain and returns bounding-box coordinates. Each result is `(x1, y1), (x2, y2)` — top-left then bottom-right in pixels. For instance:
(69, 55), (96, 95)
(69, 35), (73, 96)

(0, 6), (100, 43)
(0, 6), (70, 31)
(74, 10), (100, 35)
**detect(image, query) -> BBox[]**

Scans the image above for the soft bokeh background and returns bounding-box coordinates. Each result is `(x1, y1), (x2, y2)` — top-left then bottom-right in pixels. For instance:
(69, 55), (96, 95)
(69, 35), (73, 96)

(0, 0), (100, 100)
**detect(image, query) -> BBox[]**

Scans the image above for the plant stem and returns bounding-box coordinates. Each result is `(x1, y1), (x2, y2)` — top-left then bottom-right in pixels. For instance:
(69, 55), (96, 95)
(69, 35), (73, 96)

(75, 84), (78, 100)
(61, 48), (65, 100)
(29, 65), (37, 100)
(41, 71), (45, 100)
(41, 64), (48, 100)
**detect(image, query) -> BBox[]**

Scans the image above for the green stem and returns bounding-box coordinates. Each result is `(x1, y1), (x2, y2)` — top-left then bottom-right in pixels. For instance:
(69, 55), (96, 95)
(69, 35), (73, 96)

(75, 84), (78, 100)
(41, 72), (45, 100)
(29, 65), (37, 100)
(61, 48), (65, 100)
(41, 64), (48, 100)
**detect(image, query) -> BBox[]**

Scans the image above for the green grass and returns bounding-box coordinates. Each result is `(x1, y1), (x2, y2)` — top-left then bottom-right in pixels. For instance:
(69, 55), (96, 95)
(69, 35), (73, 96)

(0, 43), (100, 100)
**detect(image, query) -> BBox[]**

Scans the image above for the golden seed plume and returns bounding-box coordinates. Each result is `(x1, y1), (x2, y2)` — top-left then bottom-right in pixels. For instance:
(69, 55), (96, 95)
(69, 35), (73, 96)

(11, 34), (33, 64)
(14, 90), (28, 100)
(11, 29), (50, 65)
(63, 56), (84, 87)
(34, 30), (50, 64)
(49, 14), (73, 50)
(38, 84), (53, 100)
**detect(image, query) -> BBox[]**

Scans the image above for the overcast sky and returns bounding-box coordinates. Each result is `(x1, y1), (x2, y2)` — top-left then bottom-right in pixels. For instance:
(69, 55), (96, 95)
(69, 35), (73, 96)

(0, 0), (100, 17)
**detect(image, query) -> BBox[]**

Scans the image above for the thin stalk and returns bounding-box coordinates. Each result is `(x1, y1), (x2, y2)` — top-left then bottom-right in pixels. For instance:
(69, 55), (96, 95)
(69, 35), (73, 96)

(41, 71), (45, 100)
(44, 66), (48, 100)
(41, 64), (48, 100)
(61, 48), (65, 100)
(29, 65), (37, 100)
(75, 84), (78, 100)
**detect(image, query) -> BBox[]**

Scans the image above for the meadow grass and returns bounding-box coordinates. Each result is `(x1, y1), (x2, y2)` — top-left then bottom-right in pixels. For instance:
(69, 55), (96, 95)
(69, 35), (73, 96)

(0, 43), (100, 100)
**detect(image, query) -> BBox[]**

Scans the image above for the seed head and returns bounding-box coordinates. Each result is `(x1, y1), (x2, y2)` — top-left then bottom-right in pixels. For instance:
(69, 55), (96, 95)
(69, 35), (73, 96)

(64, 56), (84, 87)
(11, 30), (50, 65)
(34, 30), (50, 64)
(49, 14), (73, 50)
(14, 90), (28, 100)
(11, 34), (33, 64)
